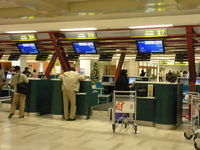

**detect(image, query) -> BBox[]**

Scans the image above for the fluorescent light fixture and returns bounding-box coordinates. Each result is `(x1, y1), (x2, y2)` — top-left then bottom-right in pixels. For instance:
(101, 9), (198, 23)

(60, 28), (97, 31)
(128, 24), (173, 29)
(5, 30), (37, 33)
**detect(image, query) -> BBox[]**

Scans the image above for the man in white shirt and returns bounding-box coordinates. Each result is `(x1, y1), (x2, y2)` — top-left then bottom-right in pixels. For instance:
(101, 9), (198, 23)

(8, 66), (28, 119)
(59, 67), (84, 121)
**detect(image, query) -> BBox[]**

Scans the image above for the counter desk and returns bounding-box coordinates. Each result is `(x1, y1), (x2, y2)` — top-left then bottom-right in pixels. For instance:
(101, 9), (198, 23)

(25, 80), (98, 119)
(134, 82), (183, 129)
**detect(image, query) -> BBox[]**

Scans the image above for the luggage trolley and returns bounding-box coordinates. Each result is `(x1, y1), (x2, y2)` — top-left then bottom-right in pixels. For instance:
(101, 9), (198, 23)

(183, 92), (200, 150)
(112, 90), (137, 134)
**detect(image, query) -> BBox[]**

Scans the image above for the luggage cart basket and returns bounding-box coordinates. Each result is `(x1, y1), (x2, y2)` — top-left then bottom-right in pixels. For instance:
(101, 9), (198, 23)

(112, 90), (137, 134)
(183, 92), (200, 150)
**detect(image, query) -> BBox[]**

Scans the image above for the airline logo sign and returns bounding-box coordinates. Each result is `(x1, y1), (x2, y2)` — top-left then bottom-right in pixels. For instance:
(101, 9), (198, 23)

(115, 101), (135, 113)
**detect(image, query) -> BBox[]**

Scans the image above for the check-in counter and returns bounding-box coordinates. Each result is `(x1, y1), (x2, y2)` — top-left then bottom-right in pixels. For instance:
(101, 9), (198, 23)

(25, 80), (98, 119)
(134, 82), (183, 129)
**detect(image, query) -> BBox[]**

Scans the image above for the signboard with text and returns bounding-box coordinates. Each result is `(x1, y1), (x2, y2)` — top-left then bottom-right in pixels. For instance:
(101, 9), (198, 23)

(10, 34), (37, 41)
(65, 32), (97, 39)
(131, 29), (167, 37)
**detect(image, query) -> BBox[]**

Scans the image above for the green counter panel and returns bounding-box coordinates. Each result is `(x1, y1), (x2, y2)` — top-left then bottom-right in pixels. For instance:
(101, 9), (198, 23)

(136, 98), (154, 122)
(25, 80), (98, 119)
(154, 84), (182, 125)
(134, 82), (182, 126)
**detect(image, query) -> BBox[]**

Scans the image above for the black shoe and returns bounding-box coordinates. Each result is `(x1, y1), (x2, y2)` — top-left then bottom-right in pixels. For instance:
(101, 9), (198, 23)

(68, 118), (76, 121)
(8, 113), (14, 119)
(19, 116), (24, 118)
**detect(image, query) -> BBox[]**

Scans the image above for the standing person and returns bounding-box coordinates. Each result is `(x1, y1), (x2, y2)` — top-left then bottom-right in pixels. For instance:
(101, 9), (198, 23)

(140, 69), (146, 77)
(159, 70), (164, 82)
(59, 67), (85, 121)
(115, 69), (129, 91)
(32, 69), (38, 78)
(8, 66), (28, 119)
(0, 63), (5, 88)
(22, 67), (32, 77)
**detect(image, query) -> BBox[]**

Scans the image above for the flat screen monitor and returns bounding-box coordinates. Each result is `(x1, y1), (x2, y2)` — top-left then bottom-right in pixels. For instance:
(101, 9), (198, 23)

(6, 73), (12, 79)
(17, 43), (39, 54)
(196, 80), (200, 84)
(72, 42), (97, 54)
(136, 40), (165, 53)
(129, 77), (136, 84)
(109, 77), (114, 83)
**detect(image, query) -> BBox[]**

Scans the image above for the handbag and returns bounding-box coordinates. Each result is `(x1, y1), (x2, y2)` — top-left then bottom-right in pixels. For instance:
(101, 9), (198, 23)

(17, 74), (29, 95)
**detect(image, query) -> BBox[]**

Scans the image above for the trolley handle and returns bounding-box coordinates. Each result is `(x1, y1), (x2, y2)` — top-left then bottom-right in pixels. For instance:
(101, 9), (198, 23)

(185, 92), (199, 95)
(114, 90), (136, 94)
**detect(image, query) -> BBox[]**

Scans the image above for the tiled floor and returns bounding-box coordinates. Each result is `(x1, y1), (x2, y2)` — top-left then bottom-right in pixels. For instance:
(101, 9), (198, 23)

(0, 108), (195, 150)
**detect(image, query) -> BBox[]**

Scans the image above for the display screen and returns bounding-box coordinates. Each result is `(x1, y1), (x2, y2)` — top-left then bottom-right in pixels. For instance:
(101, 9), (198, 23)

(129, 77), (136, 84)
(6, 73), (12, 79)
(72, 42), (97, 54)
(196, 80), (200, 84)
(17, 43), (39, 54)
(137, 40), (164, 53)
(109, 77), (114, 83)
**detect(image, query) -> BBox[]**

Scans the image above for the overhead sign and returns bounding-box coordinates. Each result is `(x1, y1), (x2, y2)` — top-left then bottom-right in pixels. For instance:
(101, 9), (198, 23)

(131, 29), (167, 37)
(65, 32), (97, 39)
(10, 34), (37, 41)
(159, 61), (188, 65)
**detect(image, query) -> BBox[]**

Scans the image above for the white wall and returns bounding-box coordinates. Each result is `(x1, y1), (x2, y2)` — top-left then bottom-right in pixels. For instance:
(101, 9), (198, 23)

(123, 60), (139, 76)
(80, 60), (91, 76)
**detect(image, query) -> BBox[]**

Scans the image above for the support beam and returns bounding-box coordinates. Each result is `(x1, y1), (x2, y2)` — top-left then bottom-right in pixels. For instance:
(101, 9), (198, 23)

(49, 32), (70, 74)
(115, 52), (126, 81)
(45, 52), (58, 79)
(186, 26), (196, 92)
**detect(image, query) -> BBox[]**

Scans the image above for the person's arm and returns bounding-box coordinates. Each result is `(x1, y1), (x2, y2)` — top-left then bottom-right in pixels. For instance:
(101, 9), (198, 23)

(78, 74), (85, 81)
(11, 77), (14, 87)
(58, 75), (63, 81)
(23, 74), (29, 83)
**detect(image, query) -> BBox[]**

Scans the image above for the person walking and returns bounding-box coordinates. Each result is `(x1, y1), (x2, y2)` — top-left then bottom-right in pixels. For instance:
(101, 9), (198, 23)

(8, 66), (28, 119)
(59, 67), (84, 121)
(0, 63), (5, 89)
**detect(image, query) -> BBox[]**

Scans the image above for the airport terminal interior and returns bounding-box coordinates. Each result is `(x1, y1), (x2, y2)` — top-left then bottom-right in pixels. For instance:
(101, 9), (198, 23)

(1, 0), (200, 150)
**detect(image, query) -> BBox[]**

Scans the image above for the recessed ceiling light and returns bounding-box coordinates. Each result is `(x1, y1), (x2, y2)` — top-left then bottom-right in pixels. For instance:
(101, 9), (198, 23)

(60, 28), (97, 31)
(5, 30), (37, 33)
(128, 24), (173, 29)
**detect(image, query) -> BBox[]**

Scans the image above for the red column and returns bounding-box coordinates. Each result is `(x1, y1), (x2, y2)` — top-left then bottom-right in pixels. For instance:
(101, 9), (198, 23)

(115, 52), (126, 81)
(186, 26), (196, 120)
(186, 26), (196, 92)
(45, 32), (70, 78)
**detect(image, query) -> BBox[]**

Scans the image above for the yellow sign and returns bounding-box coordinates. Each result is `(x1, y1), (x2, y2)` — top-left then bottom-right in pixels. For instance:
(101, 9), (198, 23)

(145, 29), (167, 36)
(65, 32), (97, 39)
(159, 61), (188, 65)
(19, 34), (37, 41)
(10, 34), (37, 41)
(131, 29), (167, 37)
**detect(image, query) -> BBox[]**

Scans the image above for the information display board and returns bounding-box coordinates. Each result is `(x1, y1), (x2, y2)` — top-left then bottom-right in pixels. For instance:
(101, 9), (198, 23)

(10, 34), (37, 41)
(131, 29), (167, 37)
(65, 32), (97, 39)
(17, 43), (39, 54)
(72, 42), (97, 54)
